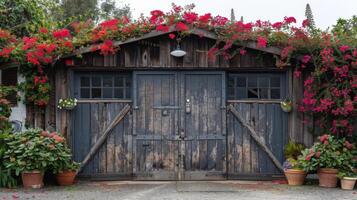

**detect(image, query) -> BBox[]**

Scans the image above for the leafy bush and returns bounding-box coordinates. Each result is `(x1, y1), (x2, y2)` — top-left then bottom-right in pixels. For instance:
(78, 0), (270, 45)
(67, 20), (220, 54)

(3, 129), (65, 175)
(297, 135), (355, 172)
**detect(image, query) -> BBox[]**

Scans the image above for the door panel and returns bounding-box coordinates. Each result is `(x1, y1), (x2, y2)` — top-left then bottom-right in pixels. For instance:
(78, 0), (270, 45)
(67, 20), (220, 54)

(133, 72), (179, 180)
(181, 73), (226, 180)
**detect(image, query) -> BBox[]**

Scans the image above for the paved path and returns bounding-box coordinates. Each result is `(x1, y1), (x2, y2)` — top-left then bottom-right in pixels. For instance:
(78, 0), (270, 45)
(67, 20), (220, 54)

(1, 181), (356, 200)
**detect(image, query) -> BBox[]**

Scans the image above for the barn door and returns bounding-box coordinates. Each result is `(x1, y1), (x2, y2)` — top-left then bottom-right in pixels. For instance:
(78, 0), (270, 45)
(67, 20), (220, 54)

(180, 72), (226, 180)
(133, 72), (180, 180)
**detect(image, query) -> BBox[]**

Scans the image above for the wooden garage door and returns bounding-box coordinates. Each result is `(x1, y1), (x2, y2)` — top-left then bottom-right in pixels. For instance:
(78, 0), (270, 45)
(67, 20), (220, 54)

(133, 71), (226, 180)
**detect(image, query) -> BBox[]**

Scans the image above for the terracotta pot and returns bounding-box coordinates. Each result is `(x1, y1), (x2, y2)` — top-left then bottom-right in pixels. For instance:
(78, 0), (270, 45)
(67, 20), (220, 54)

(340, 177), (357, 190)
(284, 169), (306, 186)
(317, 168), (338, 188)
(56, 170), (77, 186)
(21, 170), (44, 189)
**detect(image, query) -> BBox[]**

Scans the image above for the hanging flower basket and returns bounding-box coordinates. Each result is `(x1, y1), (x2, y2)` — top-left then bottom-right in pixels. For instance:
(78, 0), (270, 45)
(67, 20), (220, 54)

(280, 98), (292, 113)
(58, 98), (77, 110)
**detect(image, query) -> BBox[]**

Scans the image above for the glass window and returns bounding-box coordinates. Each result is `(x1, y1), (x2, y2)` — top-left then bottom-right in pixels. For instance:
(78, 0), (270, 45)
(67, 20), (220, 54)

(79, 73), (131, 99)
(228, 74), (283, 100)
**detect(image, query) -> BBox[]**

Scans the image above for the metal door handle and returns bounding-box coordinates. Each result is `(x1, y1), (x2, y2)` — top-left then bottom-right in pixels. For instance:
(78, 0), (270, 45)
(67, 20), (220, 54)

(185, 99), (191, 114)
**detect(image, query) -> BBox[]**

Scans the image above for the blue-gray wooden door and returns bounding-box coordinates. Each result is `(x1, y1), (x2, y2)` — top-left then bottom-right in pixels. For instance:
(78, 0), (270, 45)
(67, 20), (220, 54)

(133, 72), (180, 180)
(180, 72), (226, 180)
(133, 71), (226, 180)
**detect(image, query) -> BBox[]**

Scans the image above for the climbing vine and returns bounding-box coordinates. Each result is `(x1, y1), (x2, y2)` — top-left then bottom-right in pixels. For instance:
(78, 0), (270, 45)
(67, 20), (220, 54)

(0, 3), (356, 136)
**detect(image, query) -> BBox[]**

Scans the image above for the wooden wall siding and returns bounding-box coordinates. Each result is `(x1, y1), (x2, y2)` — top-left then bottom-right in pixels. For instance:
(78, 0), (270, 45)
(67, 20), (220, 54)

(288, 69), (314, 146)
(71, 102), (132, 176)
(227, 102), (288, 176)
(134, 73), (179, 179)
(55, 65), (70, 138)
(69, 35), (277, 69)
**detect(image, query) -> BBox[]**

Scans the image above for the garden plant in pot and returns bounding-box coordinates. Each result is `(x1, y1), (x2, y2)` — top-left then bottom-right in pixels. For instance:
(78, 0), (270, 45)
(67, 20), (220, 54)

(3, 129), (55, 189)
(283, 141), (306, 186)
(298, 135), (343, 188)
(48, 134), (80, 186)
(337, 139), (357, 190)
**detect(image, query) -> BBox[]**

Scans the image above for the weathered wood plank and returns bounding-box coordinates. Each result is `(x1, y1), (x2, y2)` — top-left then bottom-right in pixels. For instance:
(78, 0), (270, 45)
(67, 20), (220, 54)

(78, 104), (131, 173)
(228, 104), (284, 172)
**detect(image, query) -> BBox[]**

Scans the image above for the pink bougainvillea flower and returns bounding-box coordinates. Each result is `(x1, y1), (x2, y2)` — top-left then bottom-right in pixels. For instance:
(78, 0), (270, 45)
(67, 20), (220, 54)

(302, 19), (309, 28)
(272, 22), (283, 30)
(239, 49), (246, 55)
(169, 33), (176, 40)
(315, 151), (321, 158)
(175, 22), (189, 32)
(302, 55), (311, 64)
(284, 16), (296, 24)
(150, 10), (164, 16)
(183, 12), (198, 24)
(294, 70), (301, 78)
(211, 15), (228, 26)
(198, 13), (212, 24)
(257, 36), (267, 48)
(100, 40), (115, 55)
(156, 24), (170, 32)
(339, 45), (349, 52)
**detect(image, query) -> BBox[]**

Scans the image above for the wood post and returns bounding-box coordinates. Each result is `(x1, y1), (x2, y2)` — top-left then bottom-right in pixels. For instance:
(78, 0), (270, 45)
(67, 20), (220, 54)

(78, 104), (131, 173)
(228, 104), (284, 172)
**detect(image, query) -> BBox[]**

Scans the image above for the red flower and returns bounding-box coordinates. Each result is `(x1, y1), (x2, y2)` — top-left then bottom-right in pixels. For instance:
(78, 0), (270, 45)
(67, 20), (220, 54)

(257, 36), (267, 48)
(156, 24), (170, 32)
(175, 22), (189, 32)
(22, 37), (37, 50)
(169, 33), (176, 39)
(344, 141), (353, 150)
(40, 131), (49, 137)
(100, 19), (119, 30)
(319, 134), (330, 143)
(183, 12), (198, 24)
(100, 40), (115, 55)
(339, 45), (349, 53)
(294, 70), (301, 78)
(315, 151), (321, 158)
(39, 27), (48, 34)
(305, 155), (312, 161)
(198, 13), (212, 24)
(302, 19), (309, 28)
(284, 16), (296, 24)
(239, 49), (246, 55)
(302, 55), (311, 64)
(212, 16), (228, 26)
(150, 10), (164, 16)
(52, 28), (71, 39)
(272, 22), (283, 29)
(0, 46), (14, 58)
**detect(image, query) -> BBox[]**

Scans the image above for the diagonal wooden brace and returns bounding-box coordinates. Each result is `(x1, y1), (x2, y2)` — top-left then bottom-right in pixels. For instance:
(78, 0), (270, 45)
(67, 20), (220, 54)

(228, 104), (284, 172)
(77, 104), (131, 174)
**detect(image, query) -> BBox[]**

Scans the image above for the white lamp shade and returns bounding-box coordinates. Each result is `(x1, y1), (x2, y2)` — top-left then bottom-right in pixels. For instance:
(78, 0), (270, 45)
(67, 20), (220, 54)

(170, 49), (186, 57)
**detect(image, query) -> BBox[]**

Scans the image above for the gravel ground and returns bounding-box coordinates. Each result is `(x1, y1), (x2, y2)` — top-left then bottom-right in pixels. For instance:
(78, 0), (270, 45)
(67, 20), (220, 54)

(0, 181), (356, 200)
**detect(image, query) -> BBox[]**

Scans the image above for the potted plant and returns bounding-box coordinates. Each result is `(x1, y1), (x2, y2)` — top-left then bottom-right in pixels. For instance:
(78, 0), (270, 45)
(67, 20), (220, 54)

(280, 98), (292, 113)
(48, 134), (80, 186)
(338, 170), (357, 190)
(3, 129), (55, 189)
(283, 141), (306, 185)
(298, 134), (343, 188)
(54, 161), (80, 186)
(57, 98), (78, 110)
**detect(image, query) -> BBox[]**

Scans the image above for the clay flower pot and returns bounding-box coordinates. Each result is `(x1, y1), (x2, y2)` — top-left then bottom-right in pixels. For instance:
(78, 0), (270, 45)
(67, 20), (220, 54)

(284, 169), (306, 186)
(22, 170), (44, 189)
(317, 168), (338, 188)
(56, 170), (77, 186)
(340, 177), (357, 190)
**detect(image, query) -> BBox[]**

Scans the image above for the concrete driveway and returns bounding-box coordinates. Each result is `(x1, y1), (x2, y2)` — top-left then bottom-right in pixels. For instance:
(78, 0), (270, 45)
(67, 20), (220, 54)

(0, 181), (356, 200)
